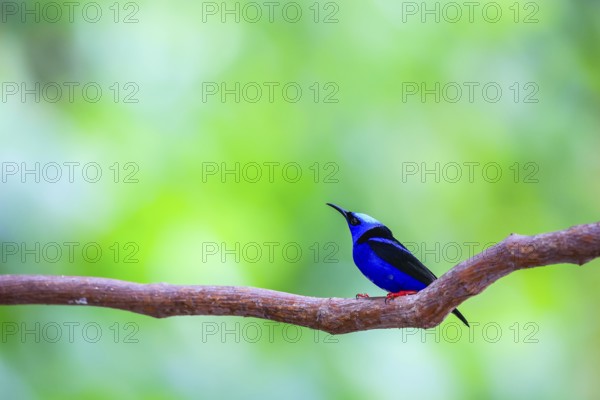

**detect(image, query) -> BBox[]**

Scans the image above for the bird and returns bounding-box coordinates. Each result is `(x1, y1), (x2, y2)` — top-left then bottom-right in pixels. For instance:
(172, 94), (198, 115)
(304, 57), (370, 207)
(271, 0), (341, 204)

(327, 203), (469, 327)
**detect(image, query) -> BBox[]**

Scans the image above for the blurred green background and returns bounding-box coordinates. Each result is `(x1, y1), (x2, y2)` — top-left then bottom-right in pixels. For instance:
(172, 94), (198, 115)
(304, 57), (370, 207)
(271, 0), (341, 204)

(1, 0), (599, 398)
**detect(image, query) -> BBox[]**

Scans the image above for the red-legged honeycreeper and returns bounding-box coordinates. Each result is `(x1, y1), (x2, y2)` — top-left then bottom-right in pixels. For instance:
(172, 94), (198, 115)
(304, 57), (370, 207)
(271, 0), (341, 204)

(327, 203), (469, 327)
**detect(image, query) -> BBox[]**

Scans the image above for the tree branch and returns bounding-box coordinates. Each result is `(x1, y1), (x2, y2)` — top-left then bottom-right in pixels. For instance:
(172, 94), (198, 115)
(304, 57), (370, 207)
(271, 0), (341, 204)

(1, 222), (599, 334)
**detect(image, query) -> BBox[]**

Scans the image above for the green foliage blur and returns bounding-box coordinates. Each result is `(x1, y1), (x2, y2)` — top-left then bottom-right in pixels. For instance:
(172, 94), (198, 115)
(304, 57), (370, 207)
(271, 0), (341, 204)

(1, 0), (599, 398)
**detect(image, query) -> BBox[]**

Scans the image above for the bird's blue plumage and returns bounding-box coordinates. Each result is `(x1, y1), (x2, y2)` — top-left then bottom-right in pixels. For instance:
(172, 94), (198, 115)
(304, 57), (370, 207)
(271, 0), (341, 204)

(327, 203), (469, 327)
(353, 239), (428, 292)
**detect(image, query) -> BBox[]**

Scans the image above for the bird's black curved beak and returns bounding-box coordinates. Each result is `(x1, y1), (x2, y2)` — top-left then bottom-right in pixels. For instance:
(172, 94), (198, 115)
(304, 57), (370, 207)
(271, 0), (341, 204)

(326, 203), (349, 220)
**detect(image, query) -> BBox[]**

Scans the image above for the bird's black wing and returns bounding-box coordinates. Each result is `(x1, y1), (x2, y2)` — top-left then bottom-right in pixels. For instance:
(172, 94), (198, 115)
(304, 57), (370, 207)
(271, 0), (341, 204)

(367, 238), (438, 285)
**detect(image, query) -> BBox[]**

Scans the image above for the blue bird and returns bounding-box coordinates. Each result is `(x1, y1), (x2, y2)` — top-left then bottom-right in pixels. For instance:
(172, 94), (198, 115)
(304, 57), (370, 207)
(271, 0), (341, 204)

(327, 203), (469, 327)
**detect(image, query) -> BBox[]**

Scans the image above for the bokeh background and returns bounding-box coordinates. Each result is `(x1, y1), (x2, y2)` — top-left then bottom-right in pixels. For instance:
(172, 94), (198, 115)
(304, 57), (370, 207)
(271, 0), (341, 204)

(1, 0), (599, 398)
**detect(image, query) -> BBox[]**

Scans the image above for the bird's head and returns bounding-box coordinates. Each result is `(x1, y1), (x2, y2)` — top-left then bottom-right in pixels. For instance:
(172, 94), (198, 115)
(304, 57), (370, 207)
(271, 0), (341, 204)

(326, 203), (385, 242)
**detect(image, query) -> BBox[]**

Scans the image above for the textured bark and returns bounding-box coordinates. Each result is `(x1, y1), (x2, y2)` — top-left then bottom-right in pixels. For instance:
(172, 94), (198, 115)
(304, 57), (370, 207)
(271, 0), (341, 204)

(1, 222), (599, 334)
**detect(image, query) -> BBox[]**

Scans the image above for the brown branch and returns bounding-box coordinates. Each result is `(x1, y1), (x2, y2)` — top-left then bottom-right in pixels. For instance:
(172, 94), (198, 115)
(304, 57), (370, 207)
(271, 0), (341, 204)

(1, 222), (599, 334)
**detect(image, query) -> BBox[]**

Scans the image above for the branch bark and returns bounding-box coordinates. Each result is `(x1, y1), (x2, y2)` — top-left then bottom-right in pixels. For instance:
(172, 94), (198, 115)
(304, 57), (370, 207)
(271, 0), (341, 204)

(1, 222), (599, 334)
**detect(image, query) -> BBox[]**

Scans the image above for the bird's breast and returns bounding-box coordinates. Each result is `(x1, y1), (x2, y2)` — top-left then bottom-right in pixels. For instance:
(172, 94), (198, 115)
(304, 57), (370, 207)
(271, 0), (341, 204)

(352, 242), (427, 292)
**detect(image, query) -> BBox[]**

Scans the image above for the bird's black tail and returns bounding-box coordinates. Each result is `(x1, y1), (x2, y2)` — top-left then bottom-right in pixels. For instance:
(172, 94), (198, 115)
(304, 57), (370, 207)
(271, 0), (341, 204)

(452, 308), (469, 327)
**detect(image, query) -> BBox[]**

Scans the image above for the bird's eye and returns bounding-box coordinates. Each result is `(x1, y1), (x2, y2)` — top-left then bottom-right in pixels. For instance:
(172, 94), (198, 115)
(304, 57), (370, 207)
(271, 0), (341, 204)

(349, 216), (360, 226)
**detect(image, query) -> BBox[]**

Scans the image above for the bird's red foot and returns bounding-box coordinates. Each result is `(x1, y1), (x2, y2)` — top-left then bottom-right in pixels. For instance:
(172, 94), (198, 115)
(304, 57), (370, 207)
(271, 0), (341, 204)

(385, 290), (418, 304)
(355, 293), (370, 299)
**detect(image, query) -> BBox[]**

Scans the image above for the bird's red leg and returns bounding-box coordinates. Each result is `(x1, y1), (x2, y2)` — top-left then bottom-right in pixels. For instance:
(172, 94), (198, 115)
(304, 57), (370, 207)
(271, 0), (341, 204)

(355, 293), (370, 299)
(385, 290), (418, 303)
